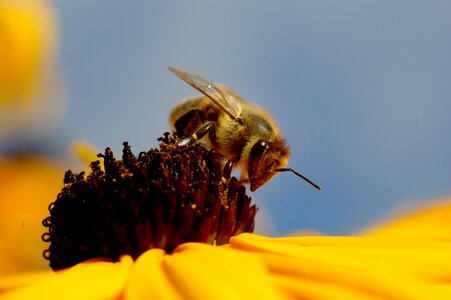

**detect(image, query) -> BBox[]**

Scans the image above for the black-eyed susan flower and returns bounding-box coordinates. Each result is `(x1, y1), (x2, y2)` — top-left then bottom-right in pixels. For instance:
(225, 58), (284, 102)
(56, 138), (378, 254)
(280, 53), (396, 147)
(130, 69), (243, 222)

(1, 132), (451, 299)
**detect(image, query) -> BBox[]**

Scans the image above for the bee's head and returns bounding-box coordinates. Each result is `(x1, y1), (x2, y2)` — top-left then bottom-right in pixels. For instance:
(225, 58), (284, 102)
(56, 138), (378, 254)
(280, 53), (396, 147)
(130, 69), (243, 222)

(248, 138), (289, 191)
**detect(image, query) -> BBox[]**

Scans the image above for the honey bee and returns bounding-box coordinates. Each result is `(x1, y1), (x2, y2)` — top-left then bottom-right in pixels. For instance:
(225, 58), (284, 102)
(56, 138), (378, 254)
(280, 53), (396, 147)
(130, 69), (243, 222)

(168, 67), (321, 192)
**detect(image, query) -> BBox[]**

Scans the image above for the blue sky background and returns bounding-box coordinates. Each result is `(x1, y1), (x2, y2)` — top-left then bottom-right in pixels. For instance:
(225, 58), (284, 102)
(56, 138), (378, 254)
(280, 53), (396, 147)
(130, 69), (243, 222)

(28, 1), (451, 235)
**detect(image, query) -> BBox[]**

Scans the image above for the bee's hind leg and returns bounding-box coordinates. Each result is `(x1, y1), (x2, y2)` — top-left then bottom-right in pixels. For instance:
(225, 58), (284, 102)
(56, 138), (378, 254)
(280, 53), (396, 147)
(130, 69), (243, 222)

(177, 122), (214, 147)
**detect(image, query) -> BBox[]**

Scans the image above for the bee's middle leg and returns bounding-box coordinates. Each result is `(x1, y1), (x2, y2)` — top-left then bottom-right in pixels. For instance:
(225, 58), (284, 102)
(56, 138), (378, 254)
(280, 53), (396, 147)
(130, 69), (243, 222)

(178, 122), (214, 147)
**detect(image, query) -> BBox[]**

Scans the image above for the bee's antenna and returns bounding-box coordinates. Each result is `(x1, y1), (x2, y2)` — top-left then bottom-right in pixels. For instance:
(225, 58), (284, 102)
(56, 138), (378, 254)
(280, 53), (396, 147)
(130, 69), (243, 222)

(275, 168), (322, 191)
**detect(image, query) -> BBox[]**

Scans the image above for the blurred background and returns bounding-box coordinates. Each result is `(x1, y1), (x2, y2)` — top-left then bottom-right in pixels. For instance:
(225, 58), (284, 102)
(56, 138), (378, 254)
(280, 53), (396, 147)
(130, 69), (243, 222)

(1, 0), (451, 273)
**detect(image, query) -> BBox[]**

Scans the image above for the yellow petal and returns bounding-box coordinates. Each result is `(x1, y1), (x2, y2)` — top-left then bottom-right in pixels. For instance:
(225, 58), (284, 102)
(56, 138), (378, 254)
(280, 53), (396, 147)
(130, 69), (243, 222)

(0, 0), (51, 103)
(0, 0), (65, 139)
(71, 140), (103, 169)
(0, 157), (63, 275)
(162, 243), (285, 300)
(270, 273), (385, 300)
(231, 234), (451, 299)
(125, 249), (183, 300)
(1, 256), (133, 300)
(363, 198), (451, 239)
(0, 270), (56, 294)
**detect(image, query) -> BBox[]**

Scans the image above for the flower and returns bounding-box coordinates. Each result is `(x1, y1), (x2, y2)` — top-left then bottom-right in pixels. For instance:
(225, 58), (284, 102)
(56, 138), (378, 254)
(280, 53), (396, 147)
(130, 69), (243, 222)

(1, 134), (451, 299)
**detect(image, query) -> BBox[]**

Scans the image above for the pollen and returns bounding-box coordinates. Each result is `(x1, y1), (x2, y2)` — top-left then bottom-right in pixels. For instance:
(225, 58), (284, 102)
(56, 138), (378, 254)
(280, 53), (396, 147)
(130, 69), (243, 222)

(42, 133), (257, 270)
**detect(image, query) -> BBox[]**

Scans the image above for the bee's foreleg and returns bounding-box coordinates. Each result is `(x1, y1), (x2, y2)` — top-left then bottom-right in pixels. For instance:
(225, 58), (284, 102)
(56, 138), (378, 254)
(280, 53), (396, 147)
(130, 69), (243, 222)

(222, 159), (235, 180)
(177, 122), (214, 147)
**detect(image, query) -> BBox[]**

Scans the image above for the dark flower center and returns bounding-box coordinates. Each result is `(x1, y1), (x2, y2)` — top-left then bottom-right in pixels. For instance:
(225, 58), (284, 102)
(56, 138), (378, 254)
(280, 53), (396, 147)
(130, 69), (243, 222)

(42, 133), (257, 270)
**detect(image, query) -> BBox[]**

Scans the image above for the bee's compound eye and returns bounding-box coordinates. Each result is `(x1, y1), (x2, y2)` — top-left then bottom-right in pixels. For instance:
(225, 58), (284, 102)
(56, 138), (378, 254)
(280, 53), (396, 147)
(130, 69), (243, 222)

(250, 140), (269, 159)
(249, 140), (270, 177)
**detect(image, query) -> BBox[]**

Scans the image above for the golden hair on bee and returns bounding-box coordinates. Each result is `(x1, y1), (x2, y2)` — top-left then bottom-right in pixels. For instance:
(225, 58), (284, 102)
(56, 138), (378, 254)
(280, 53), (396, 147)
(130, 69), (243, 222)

(168, 66), (321, 191)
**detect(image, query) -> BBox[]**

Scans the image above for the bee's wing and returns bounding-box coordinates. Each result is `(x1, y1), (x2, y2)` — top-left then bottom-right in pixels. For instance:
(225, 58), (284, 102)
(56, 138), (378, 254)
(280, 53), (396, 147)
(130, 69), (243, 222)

(169, 67), (242, 119)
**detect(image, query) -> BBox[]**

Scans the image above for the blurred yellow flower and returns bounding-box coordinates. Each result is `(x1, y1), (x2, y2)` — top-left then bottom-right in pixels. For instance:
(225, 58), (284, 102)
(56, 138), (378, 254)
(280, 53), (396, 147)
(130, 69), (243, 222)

(0, 157), (63, 276)
(0, 141), (100, 276)
(0, 0), (67, 276)
(0, 0), (65, 140)
(1, 199), (450, 299)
